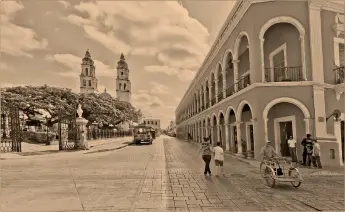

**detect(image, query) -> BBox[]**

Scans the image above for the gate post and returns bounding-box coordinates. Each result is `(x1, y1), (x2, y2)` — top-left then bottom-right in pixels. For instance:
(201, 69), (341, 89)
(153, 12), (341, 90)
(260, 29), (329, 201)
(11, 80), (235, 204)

(76, 104), (89, 150)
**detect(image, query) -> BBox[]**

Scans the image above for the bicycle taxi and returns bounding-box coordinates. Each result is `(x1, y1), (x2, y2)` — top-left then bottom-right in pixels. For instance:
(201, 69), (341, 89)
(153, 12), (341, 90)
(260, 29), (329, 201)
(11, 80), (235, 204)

(260, 157), (302, 188)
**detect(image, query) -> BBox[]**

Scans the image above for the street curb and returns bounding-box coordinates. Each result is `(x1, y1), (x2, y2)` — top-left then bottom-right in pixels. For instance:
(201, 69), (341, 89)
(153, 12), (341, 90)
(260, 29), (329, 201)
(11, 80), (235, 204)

(84, 143), (131, 154)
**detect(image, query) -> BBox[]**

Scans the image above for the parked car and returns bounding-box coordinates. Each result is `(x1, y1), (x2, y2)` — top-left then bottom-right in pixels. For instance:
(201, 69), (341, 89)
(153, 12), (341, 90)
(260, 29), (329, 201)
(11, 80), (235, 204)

(133, 125), (153, 145)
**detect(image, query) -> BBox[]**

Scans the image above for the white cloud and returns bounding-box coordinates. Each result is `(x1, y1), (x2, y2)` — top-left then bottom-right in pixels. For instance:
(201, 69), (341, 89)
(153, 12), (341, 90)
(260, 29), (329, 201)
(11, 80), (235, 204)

(0, 1), (48, 58)
(144, 65), (195, 82)
(65, 1), (210, 80)
(150, 82), (170, 94)
(57, 1), (70, 8)
(45, 53), (115, 78)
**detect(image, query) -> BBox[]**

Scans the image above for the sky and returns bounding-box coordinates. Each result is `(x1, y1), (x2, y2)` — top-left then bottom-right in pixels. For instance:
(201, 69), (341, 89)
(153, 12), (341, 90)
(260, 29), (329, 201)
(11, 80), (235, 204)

(0, 0), (236, 129)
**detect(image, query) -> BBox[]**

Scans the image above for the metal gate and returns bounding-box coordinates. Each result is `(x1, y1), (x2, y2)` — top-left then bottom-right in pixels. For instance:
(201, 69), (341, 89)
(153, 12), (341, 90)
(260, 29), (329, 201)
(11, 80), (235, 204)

(58, 112), (78, 151)
(1, 105), (22, 152)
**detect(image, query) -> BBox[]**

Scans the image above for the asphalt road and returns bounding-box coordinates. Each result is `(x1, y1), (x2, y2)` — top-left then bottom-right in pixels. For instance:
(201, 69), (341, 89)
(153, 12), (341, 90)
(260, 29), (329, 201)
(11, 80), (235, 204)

(0, 135), (344, 212)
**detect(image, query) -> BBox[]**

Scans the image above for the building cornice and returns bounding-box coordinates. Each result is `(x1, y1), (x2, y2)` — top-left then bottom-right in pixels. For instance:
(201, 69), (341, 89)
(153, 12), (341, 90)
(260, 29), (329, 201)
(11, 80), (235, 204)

(176, 0), (266, 114)
(309, 0), (344, 14)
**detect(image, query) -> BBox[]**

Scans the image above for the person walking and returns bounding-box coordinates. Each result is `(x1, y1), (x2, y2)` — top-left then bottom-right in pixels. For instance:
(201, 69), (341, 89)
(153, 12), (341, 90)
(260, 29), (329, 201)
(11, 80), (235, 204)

(197, 137), (213, 176)
(212, 142), (224, 176)
(287, 136), (297, 163)
(301, 134), (313, 165)
(312, 140), (322, 168)
(305, 139), (313, 167)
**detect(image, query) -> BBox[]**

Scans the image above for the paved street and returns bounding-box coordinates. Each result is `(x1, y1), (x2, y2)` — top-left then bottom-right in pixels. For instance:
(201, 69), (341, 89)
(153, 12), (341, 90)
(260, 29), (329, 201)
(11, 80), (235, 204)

(0, 135), (344, 212)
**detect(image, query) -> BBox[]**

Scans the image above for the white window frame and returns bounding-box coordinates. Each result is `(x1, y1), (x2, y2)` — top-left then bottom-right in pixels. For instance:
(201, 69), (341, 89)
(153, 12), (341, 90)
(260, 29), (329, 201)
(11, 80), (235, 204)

(269, 43), (288, 82)
(333, 37), (344, 67)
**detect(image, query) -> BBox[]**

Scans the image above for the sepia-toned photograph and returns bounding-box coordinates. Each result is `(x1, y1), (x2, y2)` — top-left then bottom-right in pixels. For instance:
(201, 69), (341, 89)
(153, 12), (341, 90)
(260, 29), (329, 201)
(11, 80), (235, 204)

(0, 0), (344, 211)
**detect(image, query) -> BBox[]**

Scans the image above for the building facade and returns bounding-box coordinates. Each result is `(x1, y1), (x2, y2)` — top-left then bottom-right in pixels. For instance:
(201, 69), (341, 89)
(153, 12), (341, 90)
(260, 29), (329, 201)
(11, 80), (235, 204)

(116, 53), (132, 103)
(80, 50), (98, 94)
(143, 118), (161, 130)
(175, 0), (344, 166)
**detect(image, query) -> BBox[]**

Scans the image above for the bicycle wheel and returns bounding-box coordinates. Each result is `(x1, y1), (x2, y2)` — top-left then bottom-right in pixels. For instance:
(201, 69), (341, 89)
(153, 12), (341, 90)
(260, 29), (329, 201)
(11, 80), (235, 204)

(260, 162), (267, 177)
(264, 166), (276, 188)
(288, 168), (302, 188)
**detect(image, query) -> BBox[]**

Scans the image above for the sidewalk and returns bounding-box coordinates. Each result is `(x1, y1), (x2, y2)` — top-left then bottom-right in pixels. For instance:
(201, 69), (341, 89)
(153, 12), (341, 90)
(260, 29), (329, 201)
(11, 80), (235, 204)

(181, 138), (344, 176)
(0, 136), (133, 159)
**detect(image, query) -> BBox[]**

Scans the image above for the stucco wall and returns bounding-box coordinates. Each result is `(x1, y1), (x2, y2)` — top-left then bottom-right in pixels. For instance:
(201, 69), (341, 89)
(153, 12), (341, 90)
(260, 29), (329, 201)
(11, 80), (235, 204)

(263, 23), (302, 68)
(321, 10), (340, 84)
(325, 88), (345, 134)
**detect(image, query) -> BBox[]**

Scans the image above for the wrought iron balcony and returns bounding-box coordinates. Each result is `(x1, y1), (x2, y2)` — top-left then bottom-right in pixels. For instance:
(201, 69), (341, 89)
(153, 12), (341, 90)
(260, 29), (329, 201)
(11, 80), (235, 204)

(211, 97), (216, 106)
(265, 66), (303, 82)
(335, 66), (344, 84)
(226, 84), (235, 97)
(217, 93), (223, 102)
(238, 74), (251, 91)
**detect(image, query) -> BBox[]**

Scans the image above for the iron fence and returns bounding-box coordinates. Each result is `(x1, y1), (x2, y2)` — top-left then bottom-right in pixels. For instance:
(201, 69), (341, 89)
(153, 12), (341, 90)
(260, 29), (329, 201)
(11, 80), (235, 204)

(265, 66), (303, 82)
(226, 84), (235, 97)
(334, 66), (344, 84)
(238, 74), (251, 91)
(87, 129), (132, 140)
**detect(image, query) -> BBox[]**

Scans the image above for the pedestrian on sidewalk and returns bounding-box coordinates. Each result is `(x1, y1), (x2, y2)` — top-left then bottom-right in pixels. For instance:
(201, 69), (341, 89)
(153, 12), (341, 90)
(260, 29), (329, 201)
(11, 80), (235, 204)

(301, 134), (313, 165)
(287, 136), (297, 163)
(312, 140), (322, 168)
(212, 142), (224, 176)
(305, 139), (314, 168)
(197, 137), (212, 176)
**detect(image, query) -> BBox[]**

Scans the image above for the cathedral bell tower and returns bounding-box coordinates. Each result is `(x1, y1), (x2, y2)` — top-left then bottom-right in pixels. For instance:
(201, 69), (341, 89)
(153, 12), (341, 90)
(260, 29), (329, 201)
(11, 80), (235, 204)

(80, 49), (98, 94)
(116, 53), (131, 103)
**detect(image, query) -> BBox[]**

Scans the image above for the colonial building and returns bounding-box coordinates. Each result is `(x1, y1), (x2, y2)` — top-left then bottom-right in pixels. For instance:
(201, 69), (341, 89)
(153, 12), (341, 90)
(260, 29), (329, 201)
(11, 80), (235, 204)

(116, 53), (132, 103)
(143, 118), (161, 130)
(175, 0), (344, 166)
(80, 49), (98, 94)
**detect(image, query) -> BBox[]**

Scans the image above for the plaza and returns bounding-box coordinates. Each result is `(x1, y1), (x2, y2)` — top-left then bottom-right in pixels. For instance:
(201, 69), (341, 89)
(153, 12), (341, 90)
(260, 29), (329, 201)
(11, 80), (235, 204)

(0, 136), (344, 212)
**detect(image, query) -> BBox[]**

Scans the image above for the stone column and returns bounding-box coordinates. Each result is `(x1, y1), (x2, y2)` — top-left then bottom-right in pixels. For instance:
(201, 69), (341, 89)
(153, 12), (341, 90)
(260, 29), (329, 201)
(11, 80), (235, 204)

(208, 83), (212, 106)
(215, 78), (219, 103)
(199, 89), (203, 111)
(313, 85), (327, 137)
(203, 86), (207, 109)
(225, 123), (230, 151)
(205, 124), (208, 137)
(222, 71), (227, 99)
(304, 118), (311, 134)
(76, 104), (89, 150)
(233, 60), (240, 92)
(308, 3), (323, 82)
(236, 122), (243, 156)
(4, 113), (9, 137)
(260, 38), (266, 82)
(264, 118), (269, 142)
(334, 120), (343, 166)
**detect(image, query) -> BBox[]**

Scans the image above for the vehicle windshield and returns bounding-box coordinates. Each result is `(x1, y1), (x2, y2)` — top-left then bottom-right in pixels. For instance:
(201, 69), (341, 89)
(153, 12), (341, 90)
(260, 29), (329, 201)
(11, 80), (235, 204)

(135, 128), (148, 134)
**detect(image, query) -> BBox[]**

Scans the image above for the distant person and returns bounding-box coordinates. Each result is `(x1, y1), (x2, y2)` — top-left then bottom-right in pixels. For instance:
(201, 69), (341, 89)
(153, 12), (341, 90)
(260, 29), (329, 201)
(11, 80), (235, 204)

(212, 142), (224, 176)
(287, 136), (297, 162)
(305, 139), (314, 167)
(197, 137), (212, 176)
(312, 140), (322, 168)
(301, 134), (313, 165)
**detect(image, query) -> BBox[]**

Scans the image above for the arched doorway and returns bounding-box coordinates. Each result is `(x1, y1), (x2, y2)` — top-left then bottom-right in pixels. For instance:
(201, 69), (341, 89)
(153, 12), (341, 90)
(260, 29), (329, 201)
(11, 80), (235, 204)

(226, 107), (237, 153)
(223, 50), (235, 97)
(210, 72), (216, 106)
(237, 101), (254, 158)
(207, 116), (211, 139)
(263, 97), (310, 161)
(260, 17), (306, 82)
(205, 80), (209, 109)
(218, 112), (225, 148)
(234, 31), (251, 91)
(216, 63), (223, 102)
(212, 114), (218, 145)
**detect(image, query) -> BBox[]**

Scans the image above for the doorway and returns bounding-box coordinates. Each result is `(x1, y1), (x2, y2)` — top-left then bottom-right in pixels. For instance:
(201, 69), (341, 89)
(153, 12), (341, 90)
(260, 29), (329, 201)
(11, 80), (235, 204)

(341, 121), (344, 162)
(279, 121), (293, 157)
(250, 124), (254, 151)
(232, 126), (237, 153)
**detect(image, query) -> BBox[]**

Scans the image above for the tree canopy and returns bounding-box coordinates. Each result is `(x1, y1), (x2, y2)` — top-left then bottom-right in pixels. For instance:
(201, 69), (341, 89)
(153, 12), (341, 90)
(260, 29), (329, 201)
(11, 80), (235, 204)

(1, 85), (142, 127)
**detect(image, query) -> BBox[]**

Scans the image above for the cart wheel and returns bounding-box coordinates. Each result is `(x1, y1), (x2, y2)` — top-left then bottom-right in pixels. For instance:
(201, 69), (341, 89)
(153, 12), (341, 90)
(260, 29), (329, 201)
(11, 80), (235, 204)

(260, 162), (267, 178)
(264, 166), (276, 188)
(288, 168), (302, 188)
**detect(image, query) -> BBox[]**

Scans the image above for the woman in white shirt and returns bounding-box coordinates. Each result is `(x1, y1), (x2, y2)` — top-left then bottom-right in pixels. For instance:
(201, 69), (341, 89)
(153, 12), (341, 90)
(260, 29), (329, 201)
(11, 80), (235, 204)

(212, 142), (224, 176)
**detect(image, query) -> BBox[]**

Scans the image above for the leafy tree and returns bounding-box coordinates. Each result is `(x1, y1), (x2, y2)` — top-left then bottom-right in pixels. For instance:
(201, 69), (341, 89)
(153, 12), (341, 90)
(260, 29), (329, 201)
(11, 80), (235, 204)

(1, 85), (143, 128)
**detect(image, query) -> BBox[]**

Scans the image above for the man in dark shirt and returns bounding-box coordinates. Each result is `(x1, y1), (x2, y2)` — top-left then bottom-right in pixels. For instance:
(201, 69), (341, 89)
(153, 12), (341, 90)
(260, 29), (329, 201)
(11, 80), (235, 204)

(301, 134), (313, 165)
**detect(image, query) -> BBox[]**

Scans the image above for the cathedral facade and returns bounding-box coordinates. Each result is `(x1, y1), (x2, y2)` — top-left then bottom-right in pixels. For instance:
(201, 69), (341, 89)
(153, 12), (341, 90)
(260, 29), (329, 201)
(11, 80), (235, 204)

(79, 50), (132, 104)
